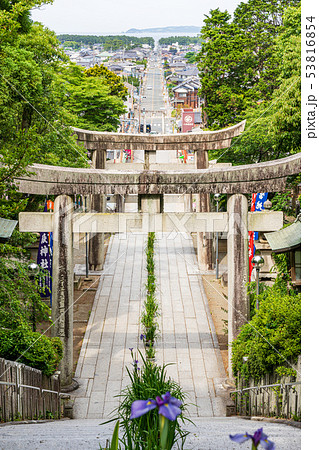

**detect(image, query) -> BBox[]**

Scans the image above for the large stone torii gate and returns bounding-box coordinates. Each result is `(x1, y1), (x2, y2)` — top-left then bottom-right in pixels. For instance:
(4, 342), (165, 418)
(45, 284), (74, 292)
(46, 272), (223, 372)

(16, 122), (301, 386)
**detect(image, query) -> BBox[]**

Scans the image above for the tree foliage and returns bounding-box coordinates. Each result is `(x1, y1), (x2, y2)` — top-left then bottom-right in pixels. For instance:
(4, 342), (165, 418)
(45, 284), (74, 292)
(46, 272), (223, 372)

(199, 2), (301, 166)
(57, 34), (155, 50)
(185, 52), (197, 64)
(232, 283), (301, 380)
(197, 2), (302, 381)
(0, 2), (80, 372)
(0, 0), (48, 36)
(159, 36), (201, 46)
(85, 64), (128, 100)
(59, 63), (126, 132)
(0, 3), (130, 376)
(0, 1), (90, 263)
(0, 4), (88, 184)
(198, 1), (300, 129)
(0, 237), (64, 376)
(62, 40), (81, 50)
(198, 9), (252, 129)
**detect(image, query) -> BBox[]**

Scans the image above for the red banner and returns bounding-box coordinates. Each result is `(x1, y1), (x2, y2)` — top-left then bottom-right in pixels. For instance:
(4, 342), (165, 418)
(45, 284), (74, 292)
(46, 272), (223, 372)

(248, 194), (257, 280)
(251, 193), (257, 212)
(248, 231), (254, 280)
(47, 200), (54, 212)
(182, 109), (194, 133)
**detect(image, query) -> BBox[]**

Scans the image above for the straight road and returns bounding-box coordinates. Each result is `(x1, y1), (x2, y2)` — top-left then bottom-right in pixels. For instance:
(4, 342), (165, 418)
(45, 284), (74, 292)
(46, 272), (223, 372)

(72, 233), (227, 420)
(140, 50), (173, 134)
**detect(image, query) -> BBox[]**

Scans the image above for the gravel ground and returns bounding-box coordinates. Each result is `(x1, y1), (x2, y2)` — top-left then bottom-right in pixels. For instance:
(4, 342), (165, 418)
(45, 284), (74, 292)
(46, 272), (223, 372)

(0, 417), (301, 450)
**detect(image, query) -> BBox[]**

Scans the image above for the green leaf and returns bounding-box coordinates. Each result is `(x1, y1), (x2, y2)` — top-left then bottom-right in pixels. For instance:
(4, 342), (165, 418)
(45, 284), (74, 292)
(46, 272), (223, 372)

(160, 415), (169, 450)
(110, 420), (120, 450)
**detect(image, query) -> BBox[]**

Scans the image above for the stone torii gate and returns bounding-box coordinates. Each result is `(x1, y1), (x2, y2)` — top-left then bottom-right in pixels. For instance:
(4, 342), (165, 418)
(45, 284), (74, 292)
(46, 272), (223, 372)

(16, 123), (301, 386)
(73, 121), (247, 271)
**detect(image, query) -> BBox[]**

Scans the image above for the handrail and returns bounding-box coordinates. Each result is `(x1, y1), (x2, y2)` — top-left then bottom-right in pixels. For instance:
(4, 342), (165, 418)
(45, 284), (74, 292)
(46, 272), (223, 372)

(0, 380), (61, 395)
(0, 380), (15, 386)
(19, 384), (41, 391)
(230, 380), (301, 420)
(230, 381), (301, 394)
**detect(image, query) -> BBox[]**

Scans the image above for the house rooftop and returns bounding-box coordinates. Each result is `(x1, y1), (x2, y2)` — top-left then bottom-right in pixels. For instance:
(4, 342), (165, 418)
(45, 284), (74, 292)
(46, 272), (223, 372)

(172, 76), (201, 91)
(0, 218), (18, 241)
(265, 216), (301, 253)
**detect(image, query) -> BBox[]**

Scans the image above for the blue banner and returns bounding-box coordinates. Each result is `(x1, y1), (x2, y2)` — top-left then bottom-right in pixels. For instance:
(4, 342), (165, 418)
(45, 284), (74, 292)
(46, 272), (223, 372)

(36, 203), (53, 300)
(254, 193), (268, 212)
(249, 193), (268, 280)
(254, 193), (268, 241)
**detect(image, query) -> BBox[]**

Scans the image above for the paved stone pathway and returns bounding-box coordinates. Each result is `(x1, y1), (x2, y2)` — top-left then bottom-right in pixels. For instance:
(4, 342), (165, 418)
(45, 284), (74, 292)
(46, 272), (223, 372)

(0, 233), (301, 449)
(73, 232), (227, 420)
(0, 417), (301, 449)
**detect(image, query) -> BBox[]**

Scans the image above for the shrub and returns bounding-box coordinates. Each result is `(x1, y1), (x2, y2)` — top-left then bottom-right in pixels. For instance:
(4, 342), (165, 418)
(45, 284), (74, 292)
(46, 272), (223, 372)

(0, 326), (63, 376)
(232, 284), (301, 380)
(0, 253), (63, 377)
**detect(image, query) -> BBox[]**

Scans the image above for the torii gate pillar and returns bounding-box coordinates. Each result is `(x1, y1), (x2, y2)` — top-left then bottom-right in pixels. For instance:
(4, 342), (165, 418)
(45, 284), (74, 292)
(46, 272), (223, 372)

(51, 195), (74, 387)
(196, 150), (213, 270)
(227, 194), (249, 373)
(89, 149), (106, 270)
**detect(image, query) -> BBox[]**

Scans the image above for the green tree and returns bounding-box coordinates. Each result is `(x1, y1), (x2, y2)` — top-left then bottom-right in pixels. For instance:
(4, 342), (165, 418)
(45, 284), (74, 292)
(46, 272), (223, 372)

(159, 36), (201, 46)
(232, 283), (301, 380)
(203, 4), (301, 166)
(0, 1), (89, 244)
(0, 0), (45, 35)
(197, 9), (253, 129)
(185, 51), (196, 64)
(62, 40), (81, 50)
(60, 63), (126, 132)
(57, 34), (155, 49)
(260, 5), (301, 156)
(198, 1), (300, 130)
(0, 11), (88, 175)
(126, 75), (139, 88)
(85, 64), (128, 99)
(0, 8), (88, 242)
(0, 1), (86, 372)
(0, 249), (63, 377)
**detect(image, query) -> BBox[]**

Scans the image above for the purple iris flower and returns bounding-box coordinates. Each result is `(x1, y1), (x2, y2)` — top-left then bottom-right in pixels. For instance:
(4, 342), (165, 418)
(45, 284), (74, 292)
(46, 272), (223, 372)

(130, 391), (182, 421)
(230, 428), (275, 449)
(140, 334), (146, 341)
(130, 399), (157, 419)
(155, 392), (182, 421)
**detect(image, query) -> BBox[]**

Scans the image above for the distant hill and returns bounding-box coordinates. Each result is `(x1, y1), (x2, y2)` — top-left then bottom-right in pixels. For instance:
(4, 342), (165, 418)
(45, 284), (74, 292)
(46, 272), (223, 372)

(126, 26), (201, 34)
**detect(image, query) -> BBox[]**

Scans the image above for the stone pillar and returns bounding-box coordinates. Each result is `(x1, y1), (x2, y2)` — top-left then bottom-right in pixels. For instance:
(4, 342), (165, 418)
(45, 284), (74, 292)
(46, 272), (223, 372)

(89, 149), (106, 271)
(52, 195), (74, 387)
(227, 194), (249, 376)
(144, 150), (156, 170)
(196, 150), (212, 270)
(183, 194), (192, 212)
(139, 194), (163, 214)
(116, 194), (125, 213)
(139, 194), (163, 234)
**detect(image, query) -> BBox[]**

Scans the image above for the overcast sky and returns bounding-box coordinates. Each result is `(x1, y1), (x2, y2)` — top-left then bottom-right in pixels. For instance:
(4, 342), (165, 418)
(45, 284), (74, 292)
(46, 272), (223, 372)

(31, 0), (246, 34)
